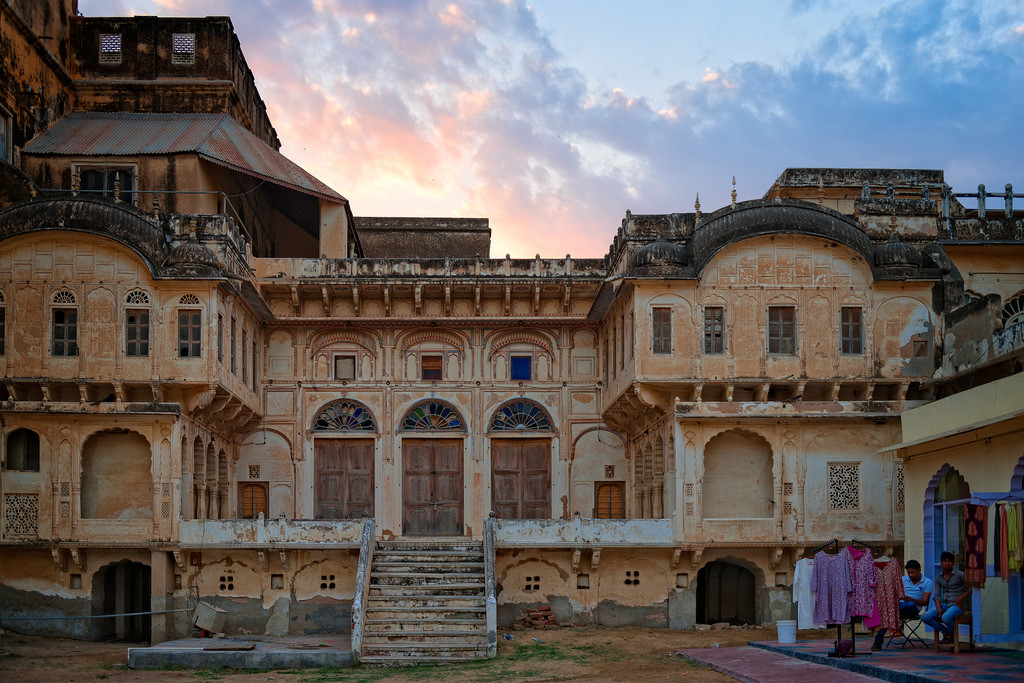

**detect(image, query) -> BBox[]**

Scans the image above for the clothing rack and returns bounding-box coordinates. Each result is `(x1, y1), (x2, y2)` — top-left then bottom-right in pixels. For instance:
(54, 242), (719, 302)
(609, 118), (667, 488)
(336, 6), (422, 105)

(808, 538), (839, 555)
(851, 538), (882, 553)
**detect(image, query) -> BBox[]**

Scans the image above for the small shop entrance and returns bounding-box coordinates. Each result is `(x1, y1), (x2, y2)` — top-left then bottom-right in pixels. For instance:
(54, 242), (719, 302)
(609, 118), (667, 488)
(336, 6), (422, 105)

(402, 438), (463, 535)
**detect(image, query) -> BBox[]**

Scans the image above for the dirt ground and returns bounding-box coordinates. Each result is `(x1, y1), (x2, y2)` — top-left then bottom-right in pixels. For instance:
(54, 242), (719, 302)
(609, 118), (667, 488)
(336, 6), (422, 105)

(0, 625), (833, 682)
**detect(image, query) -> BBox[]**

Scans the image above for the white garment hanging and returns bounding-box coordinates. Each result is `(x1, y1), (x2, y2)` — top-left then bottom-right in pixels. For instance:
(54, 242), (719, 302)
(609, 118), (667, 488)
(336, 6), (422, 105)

(793, 557), (825, 629)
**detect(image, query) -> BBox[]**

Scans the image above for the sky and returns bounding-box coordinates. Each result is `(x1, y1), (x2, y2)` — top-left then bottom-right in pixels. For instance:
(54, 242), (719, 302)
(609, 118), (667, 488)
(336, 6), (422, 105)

(79, 0), (1024, 258)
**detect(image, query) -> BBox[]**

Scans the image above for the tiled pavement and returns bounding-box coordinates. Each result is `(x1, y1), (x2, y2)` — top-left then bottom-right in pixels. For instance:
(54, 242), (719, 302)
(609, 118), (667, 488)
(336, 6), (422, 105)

(680, 638), (1024, 683)
(677, 645), (880, 682)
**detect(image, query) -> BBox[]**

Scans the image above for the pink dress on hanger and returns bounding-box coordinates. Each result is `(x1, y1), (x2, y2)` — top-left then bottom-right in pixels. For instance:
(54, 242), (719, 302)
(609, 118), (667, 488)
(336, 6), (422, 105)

(845, 545), (878, 620)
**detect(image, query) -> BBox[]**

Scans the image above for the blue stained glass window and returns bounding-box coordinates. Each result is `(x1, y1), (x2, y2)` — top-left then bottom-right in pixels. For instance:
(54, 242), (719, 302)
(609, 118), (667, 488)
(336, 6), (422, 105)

(402, 401), (465, 431)
(490, 399), (552, 432)
(313, 400), (376, 432)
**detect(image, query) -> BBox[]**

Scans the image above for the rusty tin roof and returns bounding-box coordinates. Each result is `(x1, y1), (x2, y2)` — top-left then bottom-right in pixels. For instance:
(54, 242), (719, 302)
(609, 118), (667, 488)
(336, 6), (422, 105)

(23, 112), (346, 203)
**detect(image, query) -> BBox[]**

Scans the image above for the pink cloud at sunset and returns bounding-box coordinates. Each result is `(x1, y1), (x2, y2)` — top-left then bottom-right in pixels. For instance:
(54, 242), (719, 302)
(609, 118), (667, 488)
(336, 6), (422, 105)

(80, 1), (1024, 258)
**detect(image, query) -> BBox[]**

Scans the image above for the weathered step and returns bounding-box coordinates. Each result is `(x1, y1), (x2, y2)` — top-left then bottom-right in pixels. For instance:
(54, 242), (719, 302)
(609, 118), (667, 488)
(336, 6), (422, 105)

(364, 618), (485, 632)
(358, 654), (482, 665)
(364, 606), (486, 619)
(372, 552), (484, 563)
(371, 572), (485, 585)
(369, 585), (484, 597)
(360, 642), (489, 657)
(372, 562), (483, 572)
(363, 630), (487, 641)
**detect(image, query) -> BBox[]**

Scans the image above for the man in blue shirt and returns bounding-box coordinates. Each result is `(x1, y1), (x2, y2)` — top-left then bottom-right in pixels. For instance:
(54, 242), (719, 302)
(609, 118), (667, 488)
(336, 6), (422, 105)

(871, 559), (933, 650)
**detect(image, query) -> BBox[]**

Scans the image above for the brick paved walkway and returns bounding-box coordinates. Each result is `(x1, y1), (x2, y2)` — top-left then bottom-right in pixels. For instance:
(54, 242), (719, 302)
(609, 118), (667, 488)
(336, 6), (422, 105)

(678, 645), (880, 683)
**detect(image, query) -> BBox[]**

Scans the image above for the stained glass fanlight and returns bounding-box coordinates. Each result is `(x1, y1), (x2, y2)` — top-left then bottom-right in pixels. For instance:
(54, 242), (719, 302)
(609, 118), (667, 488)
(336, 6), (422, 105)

(401, 400), (464, 431)
(490, 399), (552, 432)
(313, 400), (376, 432)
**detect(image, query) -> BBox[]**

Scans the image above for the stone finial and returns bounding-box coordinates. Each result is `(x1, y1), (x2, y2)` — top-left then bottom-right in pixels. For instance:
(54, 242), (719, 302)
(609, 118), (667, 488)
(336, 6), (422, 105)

(731, 176), (737, 206)
(862, 181), (870, 199)
(694, 192), (701, 222)
(152, 197), (160, 220)
(29, 184), (37, 199)
(72, 172), (80, 197)
(188, 216), (198, 236)
(886, 182), (894, 201)
(113, 172), (121, 202)
(818, 176), (824, 205)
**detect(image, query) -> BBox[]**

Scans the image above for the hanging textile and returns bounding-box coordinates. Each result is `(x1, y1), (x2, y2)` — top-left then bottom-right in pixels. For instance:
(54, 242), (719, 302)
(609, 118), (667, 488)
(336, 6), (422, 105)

(964, 503), (988, 586)
(793, 557), (824, 629)
(868, 559), (901, 632)
(812, 550), (851, 625)
(1000, 503), (1010, 580)
(845, 545), (878, 618)
(994, 503), (1003, 577)
(1009, 502), (1020, 573)
(1016, 502), (1024, 571)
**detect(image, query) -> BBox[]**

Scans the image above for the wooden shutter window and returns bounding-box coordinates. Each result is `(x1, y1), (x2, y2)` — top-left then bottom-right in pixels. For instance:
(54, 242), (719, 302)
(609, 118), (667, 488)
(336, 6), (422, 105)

(240, 483), (268, 519)
(594, 482), (625, 519)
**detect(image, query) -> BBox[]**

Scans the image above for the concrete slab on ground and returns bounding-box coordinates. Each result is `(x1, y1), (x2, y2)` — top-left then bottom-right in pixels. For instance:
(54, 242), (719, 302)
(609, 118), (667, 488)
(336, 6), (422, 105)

(127, 634), (352, 669)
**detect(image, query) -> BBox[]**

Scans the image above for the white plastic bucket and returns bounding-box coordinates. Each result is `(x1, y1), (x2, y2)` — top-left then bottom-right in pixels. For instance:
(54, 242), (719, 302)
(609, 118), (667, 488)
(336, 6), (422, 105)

(777, 620), (797, 644)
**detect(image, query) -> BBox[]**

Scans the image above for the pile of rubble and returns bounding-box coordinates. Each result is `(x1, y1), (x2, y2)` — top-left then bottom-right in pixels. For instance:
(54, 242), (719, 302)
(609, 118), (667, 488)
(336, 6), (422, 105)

(511, 604), (559, 629)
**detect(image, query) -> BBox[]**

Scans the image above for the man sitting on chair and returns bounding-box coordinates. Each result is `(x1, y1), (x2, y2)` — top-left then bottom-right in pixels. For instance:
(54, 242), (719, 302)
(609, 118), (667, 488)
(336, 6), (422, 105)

(871, 559), (932, 650)
(921, 551), (968, 643)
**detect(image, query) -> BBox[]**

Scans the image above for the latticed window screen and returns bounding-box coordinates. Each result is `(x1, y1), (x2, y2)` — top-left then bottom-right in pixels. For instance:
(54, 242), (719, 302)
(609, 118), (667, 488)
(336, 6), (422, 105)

(652, 307), (672, 354)
(99, 33), (122, 63)
(4, 494), (39, 537)
(896, 462), (905, 511)
(490, 399), (552, 432)
(313, 401), (376, 432)
(126, 290), (150, 304)
(402, 401), (463, 431)
(172, 33), (195, 64)
(828, 463), (860, 510)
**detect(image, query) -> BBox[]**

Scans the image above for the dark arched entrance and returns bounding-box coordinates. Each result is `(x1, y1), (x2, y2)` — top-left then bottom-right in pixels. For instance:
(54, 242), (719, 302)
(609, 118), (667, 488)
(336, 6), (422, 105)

(91, 560), (151, 642)
(697, 561), (756, 625)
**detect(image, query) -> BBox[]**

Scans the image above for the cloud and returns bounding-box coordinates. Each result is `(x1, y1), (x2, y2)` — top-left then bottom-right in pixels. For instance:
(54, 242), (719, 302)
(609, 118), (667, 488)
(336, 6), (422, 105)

(79, 0), (1024, 257)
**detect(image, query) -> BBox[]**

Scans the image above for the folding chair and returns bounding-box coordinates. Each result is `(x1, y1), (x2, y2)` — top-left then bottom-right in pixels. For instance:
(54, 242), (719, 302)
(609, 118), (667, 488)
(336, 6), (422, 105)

(885, 614), (929, 649)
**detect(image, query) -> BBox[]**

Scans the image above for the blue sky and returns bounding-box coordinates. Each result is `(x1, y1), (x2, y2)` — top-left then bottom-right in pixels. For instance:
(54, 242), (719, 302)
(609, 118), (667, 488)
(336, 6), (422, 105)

(79, 1), (1024, 257)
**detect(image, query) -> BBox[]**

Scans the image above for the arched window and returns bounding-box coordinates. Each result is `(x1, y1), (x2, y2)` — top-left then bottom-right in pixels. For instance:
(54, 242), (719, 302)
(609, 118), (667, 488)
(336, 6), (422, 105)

(924, 466), (971, 579)
(313, 400), (377, 432)
(5, 428), (40, 471)
(489, 399), (552, 432)
(401, 400), (465, 431)
(1002, 293), (1024, 328)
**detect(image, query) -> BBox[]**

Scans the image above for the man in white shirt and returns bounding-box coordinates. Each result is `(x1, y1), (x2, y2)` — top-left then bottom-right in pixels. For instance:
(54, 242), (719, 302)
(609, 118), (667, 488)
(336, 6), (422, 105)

(871, 559), (933, 650)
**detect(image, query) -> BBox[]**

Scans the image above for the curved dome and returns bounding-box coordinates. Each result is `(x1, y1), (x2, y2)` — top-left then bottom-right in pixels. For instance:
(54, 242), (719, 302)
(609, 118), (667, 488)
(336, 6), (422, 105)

(634, 238), (689, 269)
(165, 235), (220, 270)
(873, 233), (921, 267)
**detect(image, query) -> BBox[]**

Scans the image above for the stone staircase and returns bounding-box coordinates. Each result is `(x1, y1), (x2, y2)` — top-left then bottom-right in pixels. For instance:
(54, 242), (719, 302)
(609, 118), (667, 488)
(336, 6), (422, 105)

(358, 539), (490, 665)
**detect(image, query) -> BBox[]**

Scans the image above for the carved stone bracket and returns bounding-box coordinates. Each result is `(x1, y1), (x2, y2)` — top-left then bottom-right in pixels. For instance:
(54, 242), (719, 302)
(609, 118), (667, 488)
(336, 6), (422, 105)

(257, 551), (269, 572)
(279, 551), (290, 571)
(670, 547), (684, 569)
(791, 547), (806, 566)
(770, 546), (784, 570)
(571, 549), (582, 573)
(51, 548), (67, 572)
(172, 551), (186, 573)
(691, 547), (705, 570)
(591, 548), (602, 570)
(69, 547), (86, 572)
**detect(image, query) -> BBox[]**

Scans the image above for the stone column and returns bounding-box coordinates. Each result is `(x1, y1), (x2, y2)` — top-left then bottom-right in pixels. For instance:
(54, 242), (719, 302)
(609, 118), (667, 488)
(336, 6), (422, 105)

(150, 550), (175, 643)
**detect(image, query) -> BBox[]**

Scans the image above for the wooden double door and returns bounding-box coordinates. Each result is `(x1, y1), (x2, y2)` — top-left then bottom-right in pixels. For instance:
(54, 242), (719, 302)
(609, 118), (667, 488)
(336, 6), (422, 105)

(315, 439), (374, 519)
(492, 438), (550, 519)
(403, 439), (464, 536)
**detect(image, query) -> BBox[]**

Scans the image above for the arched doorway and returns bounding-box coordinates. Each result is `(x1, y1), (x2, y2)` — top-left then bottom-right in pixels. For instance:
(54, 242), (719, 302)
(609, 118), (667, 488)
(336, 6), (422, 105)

(696, 561), (756, 625)
(91, 560), (151, 642)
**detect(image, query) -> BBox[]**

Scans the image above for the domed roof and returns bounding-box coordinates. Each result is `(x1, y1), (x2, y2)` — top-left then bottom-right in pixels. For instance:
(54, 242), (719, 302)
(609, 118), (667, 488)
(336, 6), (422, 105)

(165, 235), (221, 270)
(873, 233), (921, 267)
(634, 238), (689, 270)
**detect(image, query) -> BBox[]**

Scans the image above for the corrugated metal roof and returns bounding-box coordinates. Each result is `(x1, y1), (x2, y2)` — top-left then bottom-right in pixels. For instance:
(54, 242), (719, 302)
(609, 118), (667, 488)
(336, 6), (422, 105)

(23, 113), (346, 203)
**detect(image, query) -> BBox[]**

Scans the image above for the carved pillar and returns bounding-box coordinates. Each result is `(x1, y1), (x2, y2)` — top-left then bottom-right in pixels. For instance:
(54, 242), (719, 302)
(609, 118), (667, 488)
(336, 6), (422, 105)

(197, 484), (208, 519)
(208, 483), (220, 520)
(653, 475), (664, 518)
